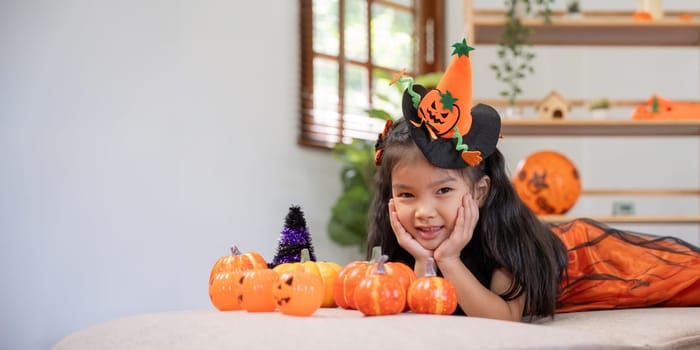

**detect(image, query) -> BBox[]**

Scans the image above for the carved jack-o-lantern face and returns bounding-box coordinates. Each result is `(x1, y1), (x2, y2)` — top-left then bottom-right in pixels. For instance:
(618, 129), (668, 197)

(417, 90), (461, 138)
(272, 270), (324, 316)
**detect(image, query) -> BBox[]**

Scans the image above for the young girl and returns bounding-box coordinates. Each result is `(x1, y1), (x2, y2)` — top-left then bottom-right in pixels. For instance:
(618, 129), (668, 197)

(367, 39), (700, 321)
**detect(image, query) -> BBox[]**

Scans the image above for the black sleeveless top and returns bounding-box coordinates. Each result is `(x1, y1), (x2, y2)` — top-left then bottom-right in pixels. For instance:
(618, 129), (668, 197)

(443, 234), (495, 315)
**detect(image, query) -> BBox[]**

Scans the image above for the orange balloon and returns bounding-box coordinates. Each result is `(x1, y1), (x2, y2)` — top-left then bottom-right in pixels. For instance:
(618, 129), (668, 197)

(512, 150), (581, 215)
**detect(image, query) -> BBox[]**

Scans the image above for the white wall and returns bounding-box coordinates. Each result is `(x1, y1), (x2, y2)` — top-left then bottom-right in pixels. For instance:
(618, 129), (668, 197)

(1, 1), (699, 349)
(0, 1), (357, 349)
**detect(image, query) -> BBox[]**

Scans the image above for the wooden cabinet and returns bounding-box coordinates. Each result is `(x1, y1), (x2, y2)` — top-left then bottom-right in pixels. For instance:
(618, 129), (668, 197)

(463, 2), (700, 228)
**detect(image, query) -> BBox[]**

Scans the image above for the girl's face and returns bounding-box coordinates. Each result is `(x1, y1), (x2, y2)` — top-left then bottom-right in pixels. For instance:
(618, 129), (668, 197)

(390, 155), (473, 251)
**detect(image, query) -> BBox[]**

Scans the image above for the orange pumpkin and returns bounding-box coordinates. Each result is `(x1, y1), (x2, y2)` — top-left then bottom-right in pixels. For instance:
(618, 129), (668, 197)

(512, 150), (581, 215)
(366, 257), (416, 311)
(208, 246), (268, 311)
(407, 258), (458, 315)
(354, 255), (406, 316)
(333, 246), (383, 309)
(238, 269), (279, 312)
(334, 246), (416, 310)
(209, 245), (268, 284)
(209, 270), (246, 311)
(273, 267), (324, 316)
(417, 90), (462, 138)
(272, 249), (342, 308)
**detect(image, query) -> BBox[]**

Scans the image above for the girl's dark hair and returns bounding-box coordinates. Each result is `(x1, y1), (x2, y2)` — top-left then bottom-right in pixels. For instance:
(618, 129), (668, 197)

(366, 118), (568, 318)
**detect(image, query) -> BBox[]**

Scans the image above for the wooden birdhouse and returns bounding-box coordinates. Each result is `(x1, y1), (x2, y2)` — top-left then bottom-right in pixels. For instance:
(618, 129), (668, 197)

(535, 91), (571, 120)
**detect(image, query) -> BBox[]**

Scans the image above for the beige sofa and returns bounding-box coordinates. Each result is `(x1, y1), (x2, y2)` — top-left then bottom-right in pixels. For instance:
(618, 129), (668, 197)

(54, 307), (700, 349)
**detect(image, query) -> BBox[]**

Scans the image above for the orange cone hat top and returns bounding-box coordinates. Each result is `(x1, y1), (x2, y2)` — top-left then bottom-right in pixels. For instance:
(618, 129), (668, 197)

(399, 39), (501, 169)
(416, 39), (474, 140)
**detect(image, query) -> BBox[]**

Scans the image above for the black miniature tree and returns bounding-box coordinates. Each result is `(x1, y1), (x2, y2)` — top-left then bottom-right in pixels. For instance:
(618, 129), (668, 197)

(270, 205), (316, 267)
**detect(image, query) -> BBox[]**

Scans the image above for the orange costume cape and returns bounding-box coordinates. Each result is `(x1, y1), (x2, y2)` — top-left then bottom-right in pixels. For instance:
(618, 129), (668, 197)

(552, 219), (700, 313)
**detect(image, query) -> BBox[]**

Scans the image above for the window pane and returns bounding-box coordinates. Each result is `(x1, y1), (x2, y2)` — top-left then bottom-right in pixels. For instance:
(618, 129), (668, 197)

(344, 0), (368, 62)
(371, 4), (413, 70)
(344, 64), (369, 116)
(313, 0), (339, 56)
(342, 113), (386, 142)
(372, 68), (403, 120)
(313, 57), (339, 117)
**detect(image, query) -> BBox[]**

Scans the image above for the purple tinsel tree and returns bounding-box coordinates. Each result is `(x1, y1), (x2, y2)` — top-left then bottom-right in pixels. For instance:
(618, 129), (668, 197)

(270, 205), (316, 267)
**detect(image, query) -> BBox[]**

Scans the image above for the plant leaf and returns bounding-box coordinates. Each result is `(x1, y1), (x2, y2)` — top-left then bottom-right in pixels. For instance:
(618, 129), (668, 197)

(367, 108), (392, 121)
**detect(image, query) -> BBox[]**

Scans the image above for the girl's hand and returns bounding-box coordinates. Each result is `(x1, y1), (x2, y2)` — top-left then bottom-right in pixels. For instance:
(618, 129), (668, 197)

(434, 193), (479, 263)
(388, 199), (432, 261)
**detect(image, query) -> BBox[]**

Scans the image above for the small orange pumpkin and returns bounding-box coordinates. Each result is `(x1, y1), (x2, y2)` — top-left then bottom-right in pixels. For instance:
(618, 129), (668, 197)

(353, 255), (406, 316)
(333, 246), (382, 309)
(238, 269), (279, 312)
(273, 267), (324, 316)
(209, 246), (268, 311)
(407, 257), (458, 315)
(366, 258), (416, 310)
(334, 247), (416, 310)
(209, 245), (268, 284)
(272, 249), (342, 308)
(209, 270), (246, 311)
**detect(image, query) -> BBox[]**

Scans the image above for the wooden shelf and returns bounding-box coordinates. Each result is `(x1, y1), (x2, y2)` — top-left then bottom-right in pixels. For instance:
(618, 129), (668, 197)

(581, 189), (700, 196)
(466, 4), (700, 233)
(540, 215), (700, 224)
(501, 119), (700, 136)
(468, 10), (700, 46)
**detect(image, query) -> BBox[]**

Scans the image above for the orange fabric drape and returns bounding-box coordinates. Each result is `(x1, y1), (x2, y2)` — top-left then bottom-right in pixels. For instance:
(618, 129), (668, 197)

(552, 219), (700, 313)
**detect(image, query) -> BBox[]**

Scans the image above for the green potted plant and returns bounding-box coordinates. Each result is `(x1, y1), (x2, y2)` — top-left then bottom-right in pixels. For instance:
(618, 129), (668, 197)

(566, 1), (582, 18)
(588, 97), (611, 120)
(490, 0), (554, 118)
(326, 108), (388, 250)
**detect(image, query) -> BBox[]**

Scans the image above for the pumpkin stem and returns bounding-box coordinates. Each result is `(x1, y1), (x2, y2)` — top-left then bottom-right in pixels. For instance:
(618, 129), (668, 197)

(230, 245), (241, 256)
(424, 257), (437, 277)
(370, 246), (382, 263)
(376, 255), (389, 274)
(300, 248), (311, 263)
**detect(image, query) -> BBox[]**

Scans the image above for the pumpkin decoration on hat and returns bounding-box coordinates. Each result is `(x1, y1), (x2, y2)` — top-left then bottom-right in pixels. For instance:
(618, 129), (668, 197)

(390, 39), (501, 169)
(512, 150), (582, 215)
